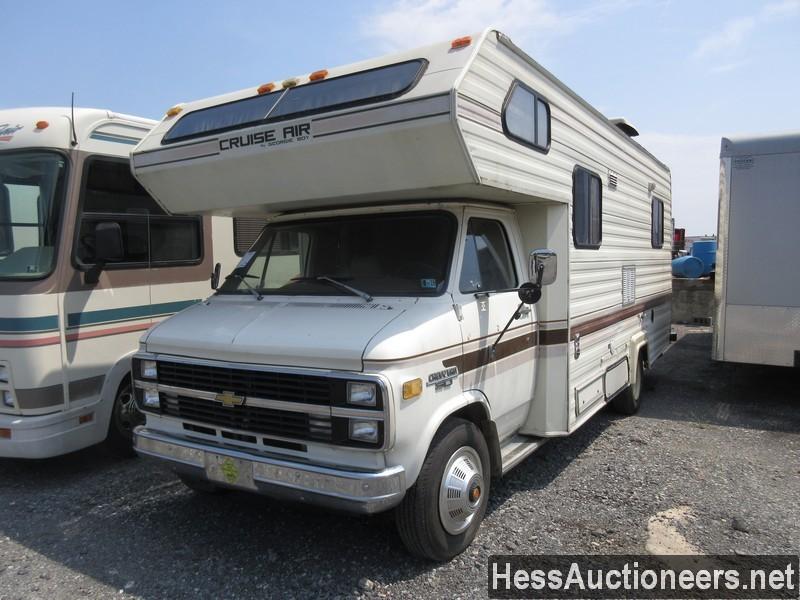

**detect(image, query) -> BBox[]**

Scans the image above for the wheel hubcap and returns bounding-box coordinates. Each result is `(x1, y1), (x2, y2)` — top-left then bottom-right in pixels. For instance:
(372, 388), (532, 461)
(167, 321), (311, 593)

(114, 387), (144, 437)
(439, 446), (484, 535)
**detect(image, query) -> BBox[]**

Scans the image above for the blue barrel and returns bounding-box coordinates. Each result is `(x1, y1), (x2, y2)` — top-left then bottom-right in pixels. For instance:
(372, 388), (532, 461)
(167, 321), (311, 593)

(691, 240), (717, 276)
(672, 255), (704, 278)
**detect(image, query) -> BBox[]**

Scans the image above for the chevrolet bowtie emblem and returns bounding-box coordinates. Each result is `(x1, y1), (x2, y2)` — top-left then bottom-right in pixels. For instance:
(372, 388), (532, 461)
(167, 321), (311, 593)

(216, 390), (245, 407)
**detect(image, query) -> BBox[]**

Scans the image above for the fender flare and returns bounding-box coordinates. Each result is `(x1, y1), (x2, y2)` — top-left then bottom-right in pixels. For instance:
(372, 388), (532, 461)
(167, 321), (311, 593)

(393, 389), (494, 487)
(629, 332), (648, 385)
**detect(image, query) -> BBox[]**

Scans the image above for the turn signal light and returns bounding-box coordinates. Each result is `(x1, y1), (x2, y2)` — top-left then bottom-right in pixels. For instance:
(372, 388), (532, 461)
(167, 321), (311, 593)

(35, 120), (49, 130)
(79, 413), (94, 424)
(451, 36), (472, 49)
(257, 83), (275, 94)
(402, 378), (423, 400)
(165, 105), (183, 117)
(309, 69), (328, 81)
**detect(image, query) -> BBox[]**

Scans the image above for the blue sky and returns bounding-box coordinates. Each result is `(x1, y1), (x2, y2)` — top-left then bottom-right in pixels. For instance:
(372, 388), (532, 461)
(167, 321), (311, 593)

(3, 0), (799, 234)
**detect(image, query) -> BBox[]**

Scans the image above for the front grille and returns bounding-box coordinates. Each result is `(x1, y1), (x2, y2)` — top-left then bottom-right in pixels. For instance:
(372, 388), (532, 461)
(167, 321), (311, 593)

(162, 395), (332, 442)
(157, 361), (333, 405)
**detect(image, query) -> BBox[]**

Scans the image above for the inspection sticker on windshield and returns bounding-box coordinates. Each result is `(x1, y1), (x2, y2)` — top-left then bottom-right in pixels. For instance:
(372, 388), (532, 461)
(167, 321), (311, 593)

(237, 251), (255, 269)
(420, 278), (437, 289)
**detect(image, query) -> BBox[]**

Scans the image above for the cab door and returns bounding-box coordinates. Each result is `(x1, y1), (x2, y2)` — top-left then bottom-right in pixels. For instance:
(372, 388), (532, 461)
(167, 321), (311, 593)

(452, 209), (537, 439)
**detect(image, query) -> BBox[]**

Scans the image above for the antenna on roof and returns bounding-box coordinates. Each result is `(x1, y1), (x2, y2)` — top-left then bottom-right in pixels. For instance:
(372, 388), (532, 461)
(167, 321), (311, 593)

(69, 92), (78, 147)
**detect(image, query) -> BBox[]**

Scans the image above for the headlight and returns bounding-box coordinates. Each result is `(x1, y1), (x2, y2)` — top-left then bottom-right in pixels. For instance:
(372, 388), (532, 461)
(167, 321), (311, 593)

(0, 365), (9, 383)
(142, 387), (160, 409)
(347, 382), (377, 407)
(349, 419), (379, 444)
(2, 391), (14, 408)
(141, 360), (157, 379)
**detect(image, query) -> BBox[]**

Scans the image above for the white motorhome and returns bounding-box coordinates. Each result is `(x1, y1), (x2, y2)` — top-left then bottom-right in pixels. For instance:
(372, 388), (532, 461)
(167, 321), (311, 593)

(129, 30), (672, 560)
(713, 132), (800, 367)
(0, 107), (241, 459)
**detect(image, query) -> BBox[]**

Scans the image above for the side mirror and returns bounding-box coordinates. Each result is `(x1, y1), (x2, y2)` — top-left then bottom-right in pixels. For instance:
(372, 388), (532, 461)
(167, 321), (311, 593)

(518, 249), (557, 305)
(210, 262), (222, 290)
(528, 249), (557, 286)
(85, 222), (124, 285)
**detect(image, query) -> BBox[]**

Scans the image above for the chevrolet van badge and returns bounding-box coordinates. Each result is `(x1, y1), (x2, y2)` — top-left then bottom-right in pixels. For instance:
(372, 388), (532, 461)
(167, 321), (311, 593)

(216, 390), (245, 407)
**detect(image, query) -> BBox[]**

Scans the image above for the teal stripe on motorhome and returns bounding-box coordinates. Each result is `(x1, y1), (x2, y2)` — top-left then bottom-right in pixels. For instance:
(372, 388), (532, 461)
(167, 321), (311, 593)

(89, 132), (142, 145)
(67, 299), (200, 328)
(0, 315), (59, 333)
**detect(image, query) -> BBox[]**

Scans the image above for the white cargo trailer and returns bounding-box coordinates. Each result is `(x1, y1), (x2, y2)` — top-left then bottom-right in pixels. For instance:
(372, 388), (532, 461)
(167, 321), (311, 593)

(713, 132), (800, 367)
(129, 29), (672, 560)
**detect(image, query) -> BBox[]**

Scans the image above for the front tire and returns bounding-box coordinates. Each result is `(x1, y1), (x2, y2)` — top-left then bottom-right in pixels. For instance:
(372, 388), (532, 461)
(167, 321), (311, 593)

(611, 353), (644, 415)
(106, 378), (145, 457)
(396, 418), (490, 561)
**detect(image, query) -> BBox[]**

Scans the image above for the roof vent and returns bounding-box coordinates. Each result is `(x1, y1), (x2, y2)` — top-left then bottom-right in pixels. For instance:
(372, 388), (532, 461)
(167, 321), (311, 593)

(609, 118), (639, 137)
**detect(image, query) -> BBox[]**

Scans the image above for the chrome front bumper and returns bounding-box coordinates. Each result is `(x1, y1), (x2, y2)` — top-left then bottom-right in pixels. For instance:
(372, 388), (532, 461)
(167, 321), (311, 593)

(134, 427), (406, 514)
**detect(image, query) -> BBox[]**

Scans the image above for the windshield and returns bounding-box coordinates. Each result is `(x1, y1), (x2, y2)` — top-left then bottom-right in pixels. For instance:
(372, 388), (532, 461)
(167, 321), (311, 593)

(0, 151), (67, 279)
(218, 211), (457, 297)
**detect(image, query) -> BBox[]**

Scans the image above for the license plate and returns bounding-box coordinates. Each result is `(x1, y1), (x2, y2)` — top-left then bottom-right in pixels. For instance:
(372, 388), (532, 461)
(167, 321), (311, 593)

(204, 453), (256, 490)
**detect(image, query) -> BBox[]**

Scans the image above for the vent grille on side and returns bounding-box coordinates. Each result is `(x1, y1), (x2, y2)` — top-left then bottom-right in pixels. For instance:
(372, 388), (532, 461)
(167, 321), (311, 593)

(608, 170), (619, 190)
(622, 266), (636, 306)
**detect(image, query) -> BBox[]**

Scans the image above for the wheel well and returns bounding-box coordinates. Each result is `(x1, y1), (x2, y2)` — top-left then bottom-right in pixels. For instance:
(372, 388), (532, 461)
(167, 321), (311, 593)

(116, 372), (133, 397)
(442, 402), (502, 479)
(639, 344), (649, 369)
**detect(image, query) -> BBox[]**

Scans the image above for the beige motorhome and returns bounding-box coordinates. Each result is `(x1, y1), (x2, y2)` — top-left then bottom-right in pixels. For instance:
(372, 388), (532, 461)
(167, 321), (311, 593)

(128, 30), (672, 560)
(0, 107), (242, 458)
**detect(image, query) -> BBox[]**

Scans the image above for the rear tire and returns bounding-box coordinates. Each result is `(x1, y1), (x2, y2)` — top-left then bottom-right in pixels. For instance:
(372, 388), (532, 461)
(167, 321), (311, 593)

(396, 418), (490, 561)
(611, 354), (644, 415)
(106, 378), (144, 457)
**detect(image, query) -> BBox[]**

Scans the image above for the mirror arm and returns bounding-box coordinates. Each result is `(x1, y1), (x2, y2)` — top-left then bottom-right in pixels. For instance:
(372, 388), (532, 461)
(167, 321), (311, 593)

(84, 260), (106, 285)
(491, 301), (525, 357)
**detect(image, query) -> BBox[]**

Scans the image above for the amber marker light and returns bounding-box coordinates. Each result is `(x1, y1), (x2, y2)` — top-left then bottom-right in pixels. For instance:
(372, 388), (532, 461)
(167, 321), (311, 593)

(402, 378), (423, 400)
(309, 69), (328, 81)
(35, 120), (49, 130)
(165, 105), (183, 117)
(282, 78), (299, 89)
(451, 35), (472, 49)
(257, 83), (275, 94)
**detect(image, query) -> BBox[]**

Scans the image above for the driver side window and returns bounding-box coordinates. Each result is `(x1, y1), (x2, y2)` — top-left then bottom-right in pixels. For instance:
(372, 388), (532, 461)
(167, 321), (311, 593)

(459, 218), (517, 293)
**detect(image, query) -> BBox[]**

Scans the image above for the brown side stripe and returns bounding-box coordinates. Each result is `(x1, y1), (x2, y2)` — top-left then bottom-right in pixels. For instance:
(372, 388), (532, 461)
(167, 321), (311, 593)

(443, 331), (536, 373)
(539, 328), (569, 345)
(570, 293), (671, 340)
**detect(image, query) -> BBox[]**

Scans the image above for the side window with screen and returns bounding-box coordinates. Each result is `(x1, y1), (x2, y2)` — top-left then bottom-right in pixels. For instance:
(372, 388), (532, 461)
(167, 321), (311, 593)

(75, 158), (202, 268)
(573, 167), (602, 249)
(459, 218), (518, 293)
(651, 197), (664, 248)
(502, 81), (550, 152)
(233, 217), (268, 256)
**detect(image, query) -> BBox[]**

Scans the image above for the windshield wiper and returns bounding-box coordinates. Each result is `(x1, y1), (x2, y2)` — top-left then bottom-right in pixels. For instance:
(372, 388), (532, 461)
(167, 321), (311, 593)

(316, 276), (373, 302)
(225, 272), (263, 301)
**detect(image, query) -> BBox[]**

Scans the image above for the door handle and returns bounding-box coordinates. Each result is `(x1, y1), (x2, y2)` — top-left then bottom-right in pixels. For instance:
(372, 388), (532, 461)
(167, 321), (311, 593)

(515, 306), (531, 319)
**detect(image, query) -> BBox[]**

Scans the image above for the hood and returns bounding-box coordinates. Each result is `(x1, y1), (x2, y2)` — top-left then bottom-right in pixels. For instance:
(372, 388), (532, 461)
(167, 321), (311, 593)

(143, 296), (406, 371)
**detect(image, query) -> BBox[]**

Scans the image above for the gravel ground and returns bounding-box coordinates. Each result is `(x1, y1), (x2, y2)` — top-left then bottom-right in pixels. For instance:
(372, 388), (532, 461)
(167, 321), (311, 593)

(0, 328), (798, 599)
